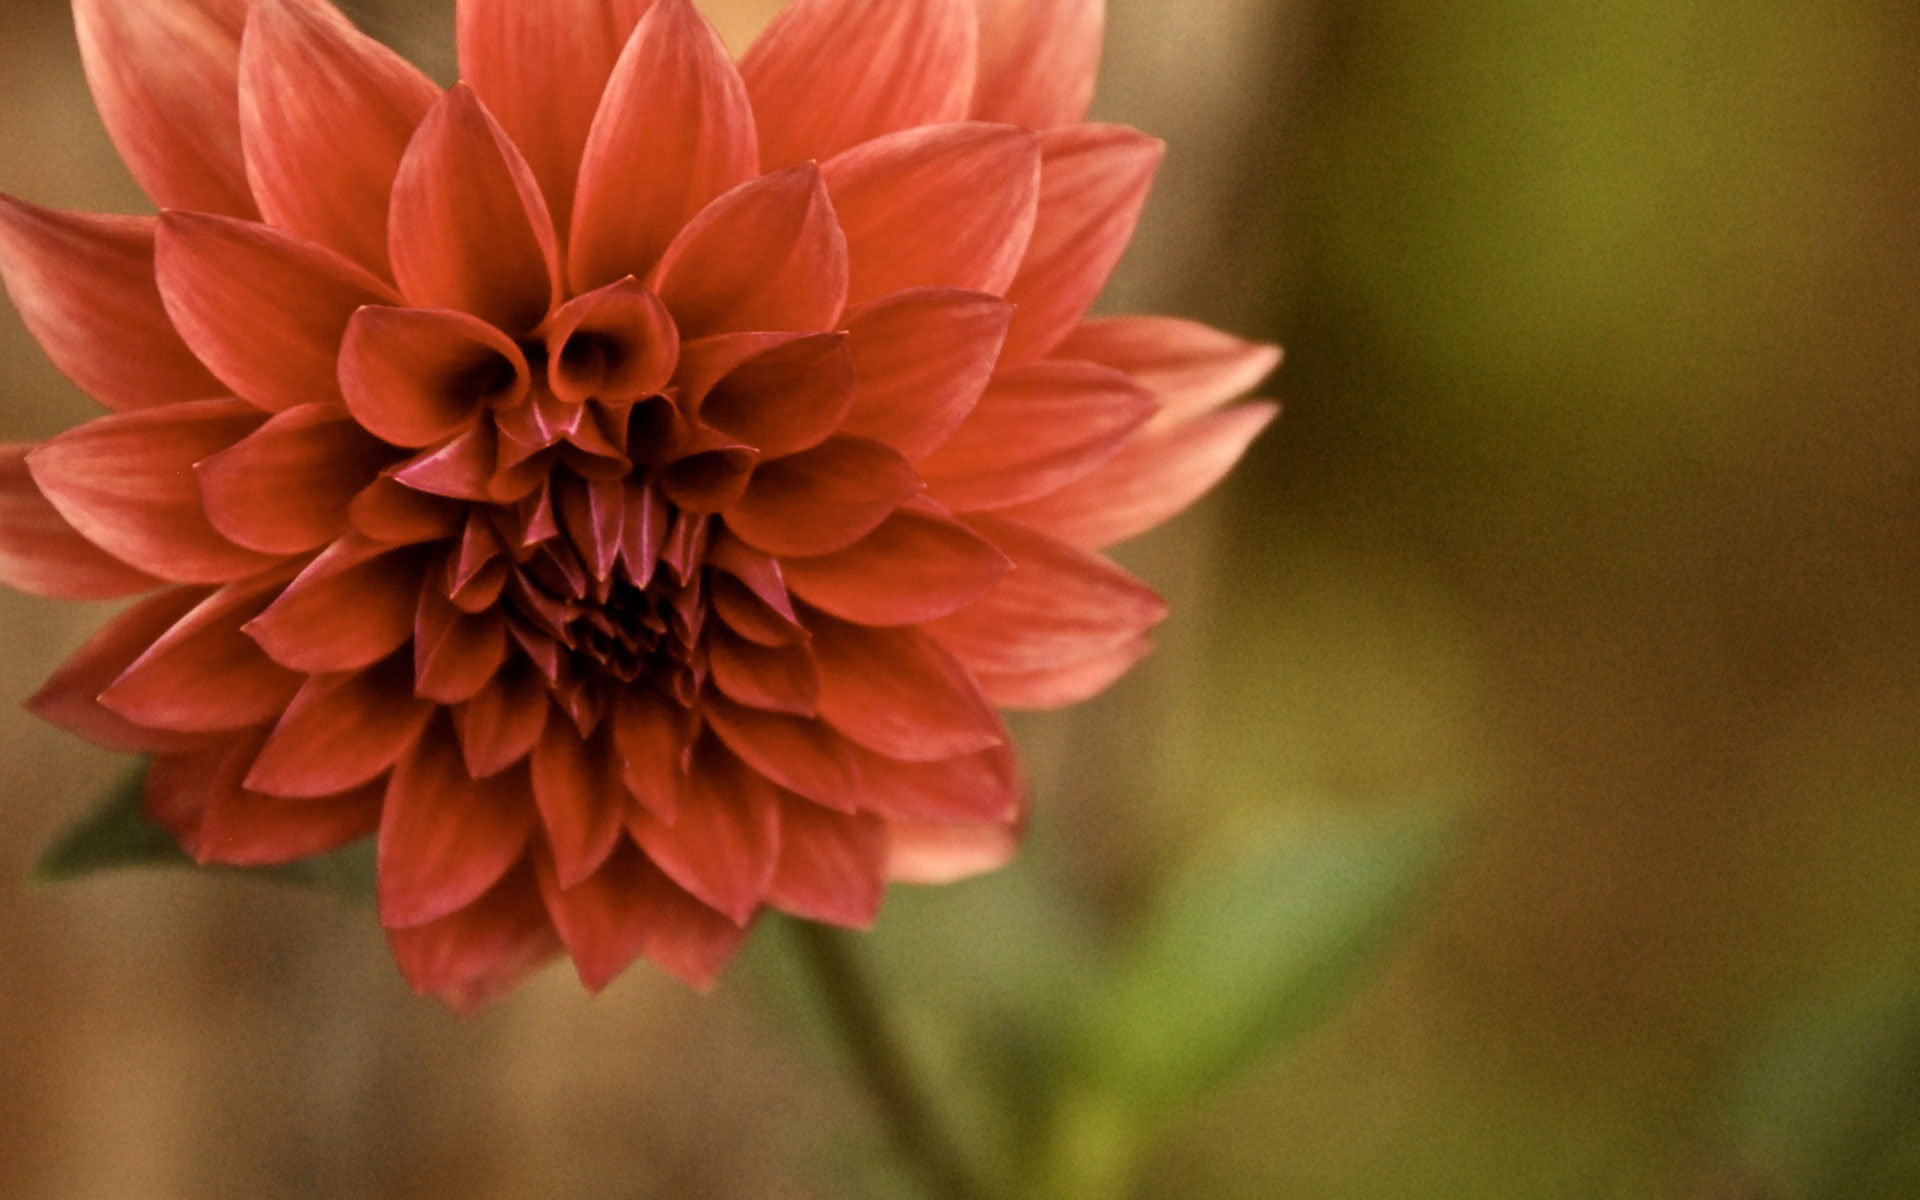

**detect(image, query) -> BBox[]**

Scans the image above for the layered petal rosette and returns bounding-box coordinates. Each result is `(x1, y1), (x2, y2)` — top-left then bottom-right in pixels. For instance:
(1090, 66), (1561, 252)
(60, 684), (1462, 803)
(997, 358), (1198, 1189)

(0, 0), (1278, 1009)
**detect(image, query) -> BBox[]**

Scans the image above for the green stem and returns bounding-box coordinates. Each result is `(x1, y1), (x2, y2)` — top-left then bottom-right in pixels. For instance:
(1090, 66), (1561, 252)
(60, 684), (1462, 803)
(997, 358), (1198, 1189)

(792, 921), (991, 1200)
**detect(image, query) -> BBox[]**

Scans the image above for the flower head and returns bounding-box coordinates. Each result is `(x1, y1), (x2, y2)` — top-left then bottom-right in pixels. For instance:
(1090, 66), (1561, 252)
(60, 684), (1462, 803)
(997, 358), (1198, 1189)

(0, 0), (1278, 1009)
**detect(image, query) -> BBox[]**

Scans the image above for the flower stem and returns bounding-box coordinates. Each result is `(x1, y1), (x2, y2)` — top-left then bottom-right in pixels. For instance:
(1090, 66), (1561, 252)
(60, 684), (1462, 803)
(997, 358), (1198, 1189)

(791, 921), (991, 1200)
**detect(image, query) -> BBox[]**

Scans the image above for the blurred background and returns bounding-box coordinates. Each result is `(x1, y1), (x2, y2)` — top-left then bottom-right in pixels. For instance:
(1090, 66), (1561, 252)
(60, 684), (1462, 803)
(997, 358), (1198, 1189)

(3, 0), (1919, 1196)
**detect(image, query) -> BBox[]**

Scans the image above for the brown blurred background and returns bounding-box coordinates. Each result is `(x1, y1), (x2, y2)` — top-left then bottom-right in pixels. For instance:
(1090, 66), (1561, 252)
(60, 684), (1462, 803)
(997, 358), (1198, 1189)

(4, 0), (1920, 1197)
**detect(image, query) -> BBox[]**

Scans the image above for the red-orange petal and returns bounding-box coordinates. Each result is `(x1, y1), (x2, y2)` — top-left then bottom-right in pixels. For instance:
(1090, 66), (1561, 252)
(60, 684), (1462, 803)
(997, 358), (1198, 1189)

(155, 211), (400, 413)
(0, 443), (159, 599)
(100, 569), (303, 732)
(917, 361), (1154, 511)
(631, 740), (781, 926)
(544, 280), (679, 404)
(150, 733), (383, 867)
(707, 629), (822, 718)
(823, 122), (1039, 306)
(849, 741), (1022, 825)
(1055, 317), (1282, 426)
(970, 0), (1105, 130)
(27, 400), (277, 584)
(726, 436), (920, 558)
(810, 617), (1003, 762)
(413, 585), (507, 704)
(631, 859), (748, 990)
(0, 200), (222, 411)
(742, 0), (977, 171)
(388, 84), (560, 336)
(530, 721), (628, 890)
(569, 0), (758, 293)
(197, 403), (393, 555)
(386, 866), (560, 1013)
(28, 588), (214, 755)
(613, 688), (691, 823)
(782, 497), (1010, 627)
(533, 843), (652, 993)
(972, 632), (1153, 709)
(340, 306), (528, 448)
(246, 535), (426, 673)
(704, 697), (859, 811)
(697, 333), (855, 460)
(837, 289), (1012, 460)
(766, 798), (886, 929)
(238, 0), (440, 277)
(1001, 125), (1163, 363)
(245, 656), (434, 797)
(457, 663), (551, 779)
(378, 724), (537, 929)
(652, 165), (848, 339)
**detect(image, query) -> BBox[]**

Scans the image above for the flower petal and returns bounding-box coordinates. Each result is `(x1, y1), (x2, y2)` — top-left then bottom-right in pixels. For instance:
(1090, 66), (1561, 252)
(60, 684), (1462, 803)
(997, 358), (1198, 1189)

(810, 617), (1003, 761)
(886, 818), (1021, 884)
(613, 688), (691, 823)
(389, 84), (560, 335)
(155, 212), (400, 413)
(150, 733), (382, 867)
(837, 289), (1012, 460)
(386, 865), (560, 1013)
(631, 740), (781, 926)
(917, 360), (1154, 510)
(766, 799), (886, 929)
(569, 0), (758, 293)
(972, 632), (1152, 709)
(1055, 317), (1282, 425)
(633, 858), (748, 990)
(238, 0), (440, 276)
(970, 0), (1104, 130)
(993, 401), (1279, 548)
(100, 568), (303, 732)
(849, 741), (1021, 825)
(782, 497), (1010, 627)
(652, 165), (848, 339)
(822, 123), (1039, 306)
(245, 655), (434, 797)
(544, 280), (679, 404)
(533, 843), (652, 993)
(707, 630), (822, 718)
(1001, 125), (1163, 363)
(413, 585), (507, 704)
(340, 306), (529, 448)
(28, 589), (213, 755)
(741, 0), (977, 170)
(455, 0), (653, 232)
(0, 443), (159, 599)
(379, 723), (537, 929)
(704, 697), (859, 811)
(457, 661), (550, 779)
(27, 400), (278, 584)
(245, 535), (427, 673)
(0, 200), (221, 411)
(530, 721), (628, 889)
(726, 436), (920, 558)
(196, 403), (394, 555)
(697, 333), (855, 460)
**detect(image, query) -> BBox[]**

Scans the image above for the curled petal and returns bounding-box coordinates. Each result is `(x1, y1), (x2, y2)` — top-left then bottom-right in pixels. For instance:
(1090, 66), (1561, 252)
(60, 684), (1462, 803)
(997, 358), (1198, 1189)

(970, 0), (1105, 130)
(379, 724), (537, 929)
(545, 280), (679, 404)
(726, 436), (920, 558)
(389, 84), (561, 335)
(838, 289), (1012, 460)
(823, 122), (1039, 306)
(0, 200), (221, 411)
(0, 443), (158, 599)
(766, 799), (886, 929)
(239, 0), (440, 276)
(1055, 317), (1282, 426)
(810, 617), (1003, 762)
(341, 307), (528, 448)
(245, 655), (434, 797)
(530, 721), (628, 889)
(27, 400), (277, 584)
(652, 165), (848, 339)
(197, 403), (394, 555)
(156, 211), (400, 413)
(569, 0), (759, 293)
(1001, 125), (1164, 363)
(742, 0), (977, 170)
(631, 740), (781, 926)
(783, 497), (1010, 627)
(101, 568), (304, 732)
(386, 865), (560, 1013)
(28, 589), (213, 755)
(246, 535), (427, 673)
(917, 361), (1155, 511)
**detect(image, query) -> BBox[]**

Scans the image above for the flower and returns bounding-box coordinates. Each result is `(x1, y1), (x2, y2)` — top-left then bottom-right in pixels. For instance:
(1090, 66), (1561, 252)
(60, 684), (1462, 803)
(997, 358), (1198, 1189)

(0, 0), (1279, 1010)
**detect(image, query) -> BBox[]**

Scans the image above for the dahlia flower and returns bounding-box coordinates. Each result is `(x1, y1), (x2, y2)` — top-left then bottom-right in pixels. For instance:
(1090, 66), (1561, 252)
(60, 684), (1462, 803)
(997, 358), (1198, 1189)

(0, 0), (1278, 1010)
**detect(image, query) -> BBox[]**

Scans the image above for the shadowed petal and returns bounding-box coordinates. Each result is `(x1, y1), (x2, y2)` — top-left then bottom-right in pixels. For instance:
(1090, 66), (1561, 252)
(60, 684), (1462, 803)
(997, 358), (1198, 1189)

(631, 858), (748, 990)
(379, 724), (537, 929)
(783, 497), (1010, 627)
(246, 655), (434, 797)
(569, 0), (758, 293)
(726, 436), (920, 558)
(386, 865), (561, 1013)
(0, 200), (222, 411)
(613, 688), (691, 823)
(704, 697), (859, 811)
(197, 404), (394, 555)
(341, 306), (529, 448)
(0, 443), (159, 599)
(742, 0), (977, 170)
(28, 588), (214, 755)
(149, 733), (382, 867)
(766, 798), (886, 928)
(531, 720), (627, 889)
(246, 535), (427, 673)
(413, 585), (507, 704)
(239, 0), (440, 276)
(810, 617), (1003, 761)
(970, 0), (1104, 130)
(630, 739), (781, 925)
(1055, 317), (1282, 425)
(156, 212), (400, 413)
(390, 85), (560, 335)
(1001, 125), (1163, 363)
(457, 661), (551, 779)
(545, 280), (679, 404)
(349, 475), (465, 546)
(838, 289), (1012, 460)
(697, 333), (855, 460)
(101, 568), (303, 732)
(822, 123), (1039, 306)
(27, 400), (278, 584)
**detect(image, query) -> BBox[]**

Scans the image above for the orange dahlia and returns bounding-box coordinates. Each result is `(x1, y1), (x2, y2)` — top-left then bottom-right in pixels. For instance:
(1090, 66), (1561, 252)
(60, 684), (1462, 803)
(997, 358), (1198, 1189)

(0, 0), (1278, 1009)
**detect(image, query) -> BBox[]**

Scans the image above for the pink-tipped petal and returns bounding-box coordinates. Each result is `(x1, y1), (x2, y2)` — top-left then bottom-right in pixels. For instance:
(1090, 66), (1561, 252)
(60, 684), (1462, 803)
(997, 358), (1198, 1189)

(886, 818), (1021, 884)
(742, 0), (977, 170)
(386, 867), (560, 1013)
(631, 741), (781, 927)
(697, 333), (855, 460)
(704, 698), (859, 812)
(100, 569), (303, 732)
(245, 656), (434, 797)
(0, 443), (159, 599)
(850, 741), (1022, 825)
(246, 535), (426, 673)
(379, 725), (537, 929)
(156, 212), (400, 413)
(196, 404), (393, 555)
(27, 400), (277, 584)
(783, 497), (1010, 627)
(917, 361), (1155, 511)
(810, 617), (1003, 762)
(823, 123), (1039, 305)
(530, 721), (627, 889)
(970, 0), (1105, 130)
(0, 200), (222, 411)
(838, 289), (1012, 460)
(726, 436), (920, 558)
(766, 799), (886, 928)
(239, 0), (440, 276)
(652, 165), (848, 339)
(1001, 125), (1163, 363)
(973, 632), (1152, 709)
(569, 0), (758, 293)
(340, 306), (528, 448)
(1055, 317), (1282, 425)
(28, 588), (213, 755)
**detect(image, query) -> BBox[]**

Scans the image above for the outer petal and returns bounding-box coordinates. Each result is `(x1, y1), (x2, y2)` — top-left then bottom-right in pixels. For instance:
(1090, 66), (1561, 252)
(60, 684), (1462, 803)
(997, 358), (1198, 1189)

(245, 535), (427, 673)
(630, 740), (781, 926)
(0, 443), (159, 599)
(838, 290), (1012, 460)
(917, 361), (1154, 511)
(970, 0), (1105, 130)
(147, 732), (380, 866)
(239, 0), (440, 276)
(765, 799), (886, 929)
(27, 400), (278, 584)
(340, 307), (529, 448)
(994, 402), (1279, 548)
(28, 588), (213, 755)
(196, 403), (394, 555)
(379, 726), (538, 929)
(1054, 317), (1282, 426)
(569, 0), (758, 293)
(821, 123), (1040, 306)
(245, 655), (435, 797)
(725, 436), (920, 558)
(632, 859), (749, 990)
(810, 618), (1003, 762)
(99, 568), (304, 732)
(850, 741), (1021, 825)
(389, 85), (561, 336)
(613, 688), (692, 822)
(886, 818), (1021, 884)
(741, 0), (977, 170)
(534, 844), (651, 993)
(1001, 125), (1163, 363)
(972, 632), (1152, 709)
(782, 497), (1010, 627)
(0, 200), (222, 411)
(652, 166), (848, 339)
(386, 866), (561, 1013)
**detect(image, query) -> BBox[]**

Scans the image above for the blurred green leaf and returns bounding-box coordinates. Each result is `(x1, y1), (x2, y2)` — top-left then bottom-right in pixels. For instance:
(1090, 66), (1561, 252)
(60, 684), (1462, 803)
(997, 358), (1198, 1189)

(31, 764), (377, 902)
